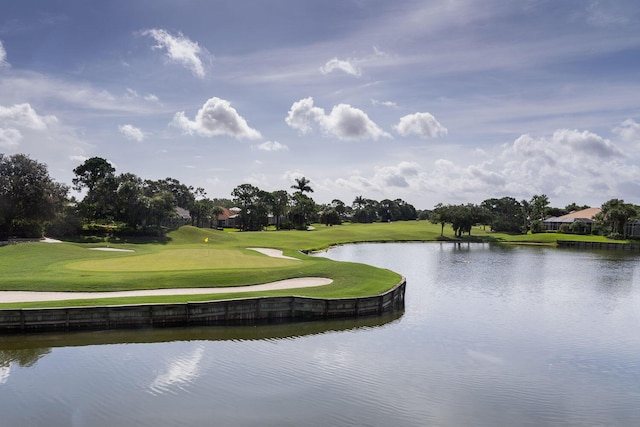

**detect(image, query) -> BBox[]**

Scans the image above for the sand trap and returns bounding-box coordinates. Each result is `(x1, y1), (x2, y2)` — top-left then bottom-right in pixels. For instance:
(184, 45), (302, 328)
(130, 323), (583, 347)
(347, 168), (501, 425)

(41, 237), (62, 243)
(247, 247), (299, 260)
(0, 277), (333, 303)
(89, 247), (135, 252)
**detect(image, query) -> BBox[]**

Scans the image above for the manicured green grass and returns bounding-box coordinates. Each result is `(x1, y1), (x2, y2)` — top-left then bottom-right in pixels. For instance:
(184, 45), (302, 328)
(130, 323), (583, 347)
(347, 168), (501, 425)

(0, 221), (631, 308)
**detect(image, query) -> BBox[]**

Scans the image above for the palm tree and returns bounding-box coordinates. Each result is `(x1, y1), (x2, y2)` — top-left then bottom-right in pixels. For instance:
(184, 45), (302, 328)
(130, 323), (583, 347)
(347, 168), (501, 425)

(291, 176), (313, 194)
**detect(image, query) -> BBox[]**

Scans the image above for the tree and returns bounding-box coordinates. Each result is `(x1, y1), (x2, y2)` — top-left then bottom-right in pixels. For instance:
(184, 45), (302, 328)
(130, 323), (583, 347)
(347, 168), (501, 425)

(352, 197), (378, 223)
(290, 177), (315, 228)
(378, 199), (401, 222)
(318, 205), (341, 226)
(191, 198), (222, 228)
(395, 199), (417, 220)
(596, 198), (637, 238)
(530, 194), (550, 222)
(231, 184), (268, 231)
(431, 204), (451, 236)
(72, 157), (118, 222)
(0, 154), (68, 239)
(331, 199), (347, 221)
(289, 193), (316, 229)
(269, 190), (289, 230)
(481, 197), (523, 233)
(72, 157), (115, 193)
(291, 176), (313, 194)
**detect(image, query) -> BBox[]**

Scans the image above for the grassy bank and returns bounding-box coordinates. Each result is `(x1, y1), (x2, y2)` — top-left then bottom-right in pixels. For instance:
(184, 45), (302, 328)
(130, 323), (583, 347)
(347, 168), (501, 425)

(0, 221), (629, 308)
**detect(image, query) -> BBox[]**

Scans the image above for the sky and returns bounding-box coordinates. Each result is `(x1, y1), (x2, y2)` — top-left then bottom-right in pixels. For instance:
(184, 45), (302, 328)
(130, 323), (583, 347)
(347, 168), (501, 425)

(1, 0), (639, 210)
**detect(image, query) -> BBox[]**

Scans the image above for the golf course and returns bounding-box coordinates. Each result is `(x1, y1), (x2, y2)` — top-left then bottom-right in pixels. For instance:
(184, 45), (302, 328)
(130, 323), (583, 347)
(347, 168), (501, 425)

(0, 221), (629, 309)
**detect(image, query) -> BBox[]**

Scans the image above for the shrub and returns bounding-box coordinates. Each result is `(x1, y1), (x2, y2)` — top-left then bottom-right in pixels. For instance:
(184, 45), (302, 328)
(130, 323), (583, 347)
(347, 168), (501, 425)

(530, 220), (544, 234)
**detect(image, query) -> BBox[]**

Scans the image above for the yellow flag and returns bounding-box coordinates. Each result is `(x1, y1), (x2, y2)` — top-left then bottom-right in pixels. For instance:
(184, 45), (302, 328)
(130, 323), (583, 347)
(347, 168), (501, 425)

(204, 237), (209, 243)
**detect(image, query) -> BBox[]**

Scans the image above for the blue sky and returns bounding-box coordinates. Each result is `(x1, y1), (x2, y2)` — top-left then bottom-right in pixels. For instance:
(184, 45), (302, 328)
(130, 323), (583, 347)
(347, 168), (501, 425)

(1, 0), (639, 209)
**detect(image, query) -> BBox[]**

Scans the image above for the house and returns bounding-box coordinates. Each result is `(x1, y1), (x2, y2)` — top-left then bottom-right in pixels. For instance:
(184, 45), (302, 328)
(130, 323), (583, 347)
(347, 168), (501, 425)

(216, 207), (240, 228)
(625, 219), (640, 238)
(542, 207), (601, 233)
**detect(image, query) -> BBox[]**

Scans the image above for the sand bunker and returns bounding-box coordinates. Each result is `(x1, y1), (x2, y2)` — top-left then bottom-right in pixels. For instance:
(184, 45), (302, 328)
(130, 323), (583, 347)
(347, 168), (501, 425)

(0, 277), (333, 303)
(247, 247), (299, 260)
(89, 247), (135, 252)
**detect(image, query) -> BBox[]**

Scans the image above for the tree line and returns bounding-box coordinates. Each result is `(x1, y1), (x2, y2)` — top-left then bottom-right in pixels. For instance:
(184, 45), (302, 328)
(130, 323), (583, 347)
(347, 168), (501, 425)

(0, 154), (418, 239)
(2, 153), (637, 240)
(429, 195), (639, 239)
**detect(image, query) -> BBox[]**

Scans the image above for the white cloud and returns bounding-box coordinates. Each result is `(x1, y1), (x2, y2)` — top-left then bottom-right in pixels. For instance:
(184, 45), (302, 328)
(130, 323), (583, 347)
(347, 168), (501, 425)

(395, 112), (447, 138)
(0, 73), (161, 114)
(320, 58), (361, 77)
(118, 124), (145, 142)
(371, 99), (398, 108)
(256, 141), (288, 151)
(144, 94), (160, 103)
(373, 162), (420, 188)
(172, 97), (262, 140)
(141, 28), (209, 78)
(613, 118), (640, 143)
(286, 97), (389, 140)
(422, 128), (632, 205)
(285, 97), (325, 134)
(552, 128), (622, 158)
(0, 41), (8, 67)
(0, 128), (22, 147)
(0, 103), (57, 130)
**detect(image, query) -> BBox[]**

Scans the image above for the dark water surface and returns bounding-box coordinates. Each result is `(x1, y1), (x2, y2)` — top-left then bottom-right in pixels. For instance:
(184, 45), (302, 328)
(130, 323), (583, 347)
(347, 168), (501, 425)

(1, 242), (640, 426)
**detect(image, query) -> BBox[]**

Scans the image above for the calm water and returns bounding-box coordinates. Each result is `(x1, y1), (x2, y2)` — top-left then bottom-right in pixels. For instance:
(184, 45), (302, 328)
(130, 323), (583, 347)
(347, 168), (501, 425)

(1, 242), (640, 426)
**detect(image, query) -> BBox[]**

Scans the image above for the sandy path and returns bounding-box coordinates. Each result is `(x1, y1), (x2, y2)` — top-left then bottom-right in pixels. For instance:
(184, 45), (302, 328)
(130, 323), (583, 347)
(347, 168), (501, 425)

(0, 278), (333, 303)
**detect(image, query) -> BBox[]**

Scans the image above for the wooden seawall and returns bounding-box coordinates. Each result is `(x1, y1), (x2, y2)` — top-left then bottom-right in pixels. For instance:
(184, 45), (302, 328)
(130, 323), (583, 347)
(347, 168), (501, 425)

(0, 278), (406, 334)
(557, 240), (640, 251)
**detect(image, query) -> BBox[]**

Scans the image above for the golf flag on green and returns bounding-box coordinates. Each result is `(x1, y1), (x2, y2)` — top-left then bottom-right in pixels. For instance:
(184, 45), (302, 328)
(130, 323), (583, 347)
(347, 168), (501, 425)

(204, 237), (209, 243)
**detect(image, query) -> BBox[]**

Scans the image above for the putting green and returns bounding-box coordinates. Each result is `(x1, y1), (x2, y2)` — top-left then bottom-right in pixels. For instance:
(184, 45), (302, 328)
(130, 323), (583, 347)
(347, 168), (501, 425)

(66, 248), (299, 272)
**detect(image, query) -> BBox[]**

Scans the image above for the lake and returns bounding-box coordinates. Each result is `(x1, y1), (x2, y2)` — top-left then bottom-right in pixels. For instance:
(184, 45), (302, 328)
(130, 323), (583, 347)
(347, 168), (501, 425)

(1, 242), (640, 426)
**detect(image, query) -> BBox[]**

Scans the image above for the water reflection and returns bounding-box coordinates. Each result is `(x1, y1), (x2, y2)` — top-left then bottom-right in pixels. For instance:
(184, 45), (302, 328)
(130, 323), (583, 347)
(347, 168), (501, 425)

(0, 311), (403, 358)
(2, 243), (640, 427)
(150, 345), (205, 395)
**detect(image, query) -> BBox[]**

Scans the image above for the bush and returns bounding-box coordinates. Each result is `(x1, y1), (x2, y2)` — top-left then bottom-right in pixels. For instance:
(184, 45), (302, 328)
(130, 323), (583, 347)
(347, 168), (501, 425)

(558, 224), (570, 234)
(530, 220), (544, 234)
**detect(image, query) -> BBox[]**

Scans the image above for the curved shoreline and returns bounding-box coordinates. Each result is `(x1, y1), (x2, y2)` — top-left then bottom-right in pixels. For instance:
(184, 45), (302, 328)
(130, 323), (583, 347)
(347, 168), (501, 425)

(0, 277), (332, 304)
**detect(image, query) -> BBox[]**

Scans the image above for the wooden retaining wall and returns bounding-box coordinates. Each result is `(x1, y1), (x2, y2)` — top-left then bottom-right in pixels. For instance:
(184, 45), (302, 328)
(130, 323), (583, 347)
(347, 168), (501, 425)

(557, 240), (640, 251)
(0, 278), (406, 334)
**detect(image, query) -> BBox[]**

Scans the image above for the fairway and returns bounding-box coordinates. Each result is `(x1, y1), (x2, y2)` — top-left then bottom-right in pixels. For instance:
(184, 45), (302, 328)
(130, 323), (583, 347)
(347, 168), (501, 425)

(66, 248), (300, 272)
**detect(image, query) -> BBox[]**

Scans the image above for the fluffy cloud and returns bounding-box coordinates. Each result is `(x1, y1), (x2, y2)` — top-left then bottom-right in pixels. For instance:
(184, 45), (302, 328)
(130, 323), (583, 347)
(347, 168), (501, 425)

(286, 97), (389, 140)
(141, 28), (208, 78)
(373, 162), (420, 188)
(552, 128), (622, 158)
(320, 58), (361, 77)
(395, 112), (448, 138)
(256, 141), (288, 151)
(0, 103), (56, 130)
(427, 126), (632, 204)
(172, 97), (262, 140)
(0, 41), (8, 67)
(0, 128), (21, 147)
(324, 161), (424, 198)
(118, 124), (145, 142)
(613, 118), (640, 143)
